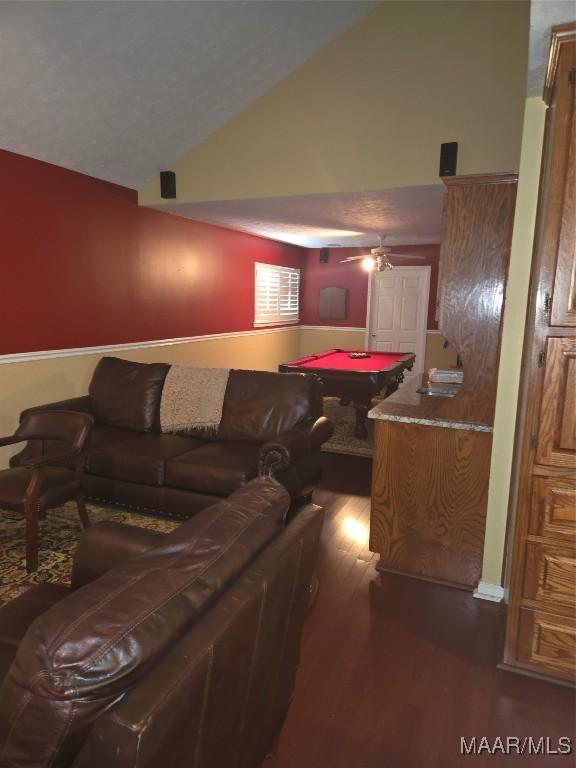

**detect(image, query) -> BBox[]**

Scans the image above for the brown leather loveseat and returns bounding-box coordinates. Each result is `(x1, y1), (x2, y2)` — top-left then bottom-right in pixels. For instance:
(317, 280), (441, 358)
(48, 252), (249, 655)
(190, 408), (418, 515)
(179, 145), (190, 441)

(0, 478), (324, 768)
(15, 356), (333, 517)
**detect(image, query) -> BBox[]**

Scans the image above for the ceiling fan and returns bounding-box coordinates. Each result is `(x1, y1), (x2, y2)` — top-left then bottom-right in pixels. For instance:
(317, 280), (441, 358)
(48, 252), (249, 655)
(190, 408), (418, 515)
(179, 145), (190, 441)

(340, 235), (425, 272)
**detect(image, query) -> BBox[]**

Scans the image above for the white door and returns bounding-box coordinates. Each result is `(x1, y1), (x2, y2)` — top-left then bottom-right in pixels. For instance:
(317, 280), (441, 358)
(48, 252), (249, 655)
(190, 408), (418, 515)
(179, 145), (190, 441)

(367, 266), (431, 381)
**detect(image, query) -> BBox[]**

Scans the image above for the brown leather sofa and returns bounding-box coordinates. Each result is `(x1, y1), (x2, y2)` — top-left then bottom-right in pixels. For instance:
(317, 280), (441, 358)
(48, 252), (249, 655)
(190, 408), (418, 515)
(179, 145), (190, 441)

(0, 478), (324, 768)
(14, 356), (333, 517)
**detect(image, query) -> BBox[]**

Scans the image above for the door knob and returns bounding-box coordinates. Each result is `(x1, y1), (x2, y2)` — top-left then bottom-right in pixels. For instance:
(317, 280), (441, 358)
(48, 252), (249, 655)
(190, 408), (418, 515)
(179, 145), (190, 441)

(371, 333), (376, 337)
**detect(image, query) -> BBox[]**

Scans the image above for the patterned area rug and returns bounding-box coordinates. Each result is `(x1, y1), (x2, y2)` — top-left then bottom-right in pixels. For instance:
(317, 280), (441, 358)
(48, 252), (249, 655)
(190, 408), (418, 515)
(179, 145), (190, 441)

(0, 502), (178, 606)
(321, 398), (374, 458)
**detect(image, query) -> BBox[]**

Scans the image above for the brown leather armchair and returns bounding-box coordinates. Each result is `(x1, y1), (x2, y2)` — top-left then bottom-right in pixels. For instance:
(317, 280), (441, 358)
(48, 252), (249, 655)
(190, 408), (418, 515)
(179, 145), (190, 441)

(0, 478), (324, 768)
(0, 410), (93, 572)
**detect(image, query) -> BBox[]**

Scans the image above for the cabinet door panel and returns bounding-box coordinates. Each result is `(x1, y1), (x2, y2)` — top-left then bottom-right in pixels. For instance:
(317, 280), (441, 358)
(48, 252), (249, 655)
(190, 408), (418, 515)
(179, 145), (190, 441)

(550, 51), (576, 327)
(529, 476), (576, 541)
(523, 542), (576, 607)
(517, 608), (576, 680)
(370, 420), (491, 588)
(536, 337), (576, 467)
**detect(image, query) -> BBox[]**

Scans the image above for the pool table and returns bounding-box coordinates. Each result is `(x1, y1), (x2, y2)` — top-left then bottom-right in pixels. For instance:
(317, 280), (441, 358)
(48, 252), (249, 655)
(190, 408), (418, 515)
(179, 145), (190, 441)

(279, 349), (415, 438)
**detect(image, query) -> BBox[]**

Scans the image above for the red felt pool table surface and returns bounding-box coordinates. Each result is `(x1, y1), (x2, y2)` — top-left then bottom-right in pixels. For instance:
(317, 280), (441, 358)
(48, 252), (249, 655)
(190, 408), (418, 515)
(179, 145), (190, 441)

(285, 349), (410, 372)
(279, 349), (415, 438)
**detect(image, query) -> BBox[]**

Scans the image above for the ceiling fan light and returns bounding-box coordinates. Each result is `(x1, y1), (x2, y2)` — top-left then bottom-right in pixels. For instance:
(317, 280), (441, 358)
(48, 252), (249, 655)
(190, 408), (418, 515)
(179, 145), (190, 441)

(377, 256), (393, 271)
(362, 257), (376, 272)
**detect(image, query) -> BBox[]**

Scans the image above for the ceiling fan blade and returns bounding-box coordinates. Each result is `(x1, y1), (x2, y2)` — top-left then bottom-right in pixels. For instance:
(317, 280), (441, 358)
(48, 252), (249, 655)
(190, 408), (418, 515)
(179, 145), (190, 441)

(388, 253), (426, 260)
(340, 255), (370, 262)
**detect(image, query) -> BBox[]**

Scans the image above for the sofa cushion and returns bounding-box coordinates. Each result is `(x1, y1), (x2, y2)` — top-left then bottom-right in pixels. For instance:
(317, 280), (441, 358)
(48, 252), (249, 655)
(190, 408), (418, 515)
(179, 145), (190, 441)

(89, 357), (169, 433)
(90, 423), (135, 442)
(0, 478), (289, 768)
(84, 424), (137, 458)
(218, 370), (317, 442)
(166, 441), (259, 496)
(87, 432), (204, 487)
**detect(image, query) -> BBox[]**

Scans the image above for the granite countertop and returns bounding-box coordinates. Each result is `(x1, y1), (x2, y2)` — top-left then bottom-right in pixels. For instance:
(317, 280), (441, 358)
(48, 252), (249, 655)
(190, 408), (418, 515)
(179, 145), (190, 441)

(368, 374), (493, 433)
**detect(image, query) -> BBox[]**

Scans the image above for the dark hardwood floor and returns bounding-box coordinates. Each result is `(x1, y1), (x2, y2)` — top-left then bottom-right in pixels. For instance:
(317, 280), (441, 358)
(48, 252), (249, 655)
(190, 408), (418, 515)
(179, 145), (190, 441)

(267, 453), (576, 768)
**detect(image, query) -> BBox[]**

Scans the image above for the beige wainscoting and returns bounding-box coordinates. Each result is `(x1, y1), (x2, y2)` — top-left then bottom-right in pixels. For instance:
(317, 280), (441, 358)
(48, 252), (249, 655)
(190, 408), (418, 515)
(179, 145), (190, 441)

(0, 327), (301, 469)
(299, 327), (366, 356)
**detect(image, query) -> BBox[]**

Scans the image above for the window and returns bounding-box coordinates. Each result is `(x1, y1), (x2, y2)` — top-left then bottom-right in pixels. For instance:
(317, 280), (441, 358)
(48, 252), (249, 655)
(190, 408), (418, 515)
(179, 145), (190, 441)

(254, 263), (300, 326)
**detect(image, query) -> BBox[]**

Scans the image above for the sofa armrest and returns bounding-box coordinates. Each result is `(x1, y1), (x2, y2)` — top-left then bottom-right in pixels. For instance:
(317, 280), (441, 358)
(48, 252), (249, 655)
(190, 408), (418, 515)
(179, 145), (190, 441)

(72, 504), (323, 768)
(308, 415), (334, 448)
(258, 416), (334, 476)
(71, 521), (166, 589)
(21, 395), (93, 421)
(0, 435), (25, 448)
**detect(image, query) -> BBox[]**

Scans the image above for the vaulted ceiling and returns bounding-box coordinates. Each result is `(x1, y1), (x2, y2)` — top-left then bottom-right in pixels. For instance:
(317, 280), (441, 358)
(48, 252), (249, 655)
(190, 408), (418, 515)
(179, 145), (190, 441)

(0, 0), (376, 189)
(1, 1), (573, 250)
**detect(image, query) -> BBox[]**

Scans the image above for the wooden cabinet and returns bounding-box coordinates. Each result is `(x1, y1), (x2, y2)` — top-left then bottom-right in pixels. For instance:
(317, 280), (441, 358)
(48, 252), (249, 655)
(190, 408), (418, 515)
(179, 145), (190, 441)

(516, 609), (576, 677)
(370, 420), (492, 588)
(536, 337), (576, 468)
(523, 542), (576, 606)
(528, 476), (576, 540)
(437, 174), (517, 425)
(503, 25), (576, 685)
(369, 172), (516, 589)
(549, 27), (576, 329)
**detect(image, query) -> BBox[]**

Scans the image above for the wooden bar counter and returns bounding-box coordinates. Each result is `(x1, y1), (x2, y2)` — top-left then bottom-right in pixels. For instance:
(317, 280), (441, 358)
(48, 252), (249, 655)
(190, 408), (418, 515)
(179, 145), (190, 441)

(368, 376), (493, 589)
(368, 172), (517, 590)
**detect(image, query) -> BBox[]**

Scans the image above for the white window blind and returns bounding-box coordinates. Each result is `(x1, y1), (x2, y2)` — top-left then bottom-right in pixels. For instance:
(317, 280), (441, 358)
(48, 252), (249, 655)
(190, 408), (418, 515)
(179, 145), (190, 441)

(254, 263), (300, 326)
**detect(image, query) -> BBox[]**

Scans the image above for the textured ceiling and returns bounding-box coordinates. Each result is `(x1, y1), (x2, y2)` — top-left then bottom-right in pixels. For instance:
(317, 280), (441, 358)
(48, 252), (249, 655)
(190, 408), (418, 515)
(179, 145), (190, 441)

(528, 0), (575, 95)
(0, 0), (376, 188)
(3, 1), (564, 251)
(157, 185), (445, 248)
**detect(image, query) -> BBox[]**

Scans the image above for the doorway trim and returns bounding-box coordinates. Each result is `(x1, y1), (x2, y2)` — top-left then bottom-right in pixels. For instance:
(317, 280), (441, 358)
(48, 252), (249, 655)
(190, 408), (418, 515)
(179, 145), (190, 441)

(365, 265), (431, 377)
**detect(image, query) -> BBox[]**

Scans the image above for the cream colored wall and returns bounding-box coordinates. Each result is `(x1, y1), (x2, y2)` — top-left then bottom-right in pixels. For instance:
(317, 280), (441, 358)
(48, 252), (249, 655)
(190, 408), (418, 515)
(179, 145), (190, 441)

(480, 98), (547, 587)
(299, 328), (457, 370)
(423, 333), (458, 371)
(0, 329), (301, 469)
(140, 1), (529, 205)
(299, 328), (366, 356)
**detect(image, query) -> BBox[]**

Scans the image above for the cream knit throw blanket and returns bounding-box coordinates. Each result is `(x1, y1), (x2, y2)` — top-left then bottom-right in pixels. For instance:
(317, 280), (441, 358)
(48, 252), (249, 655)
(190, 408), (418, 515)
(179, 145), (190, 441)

(160, 365), (230, 434)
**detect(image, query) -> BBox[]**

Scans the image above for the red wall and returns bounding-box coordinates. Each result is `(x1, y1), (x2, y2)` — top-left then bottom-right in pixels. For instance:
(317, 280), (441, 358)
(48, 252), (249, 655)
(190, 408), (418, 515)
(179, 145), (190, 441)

(0, 150), (305, 355)
(301, 245), (441, 330)
(300, 248), (370, 328)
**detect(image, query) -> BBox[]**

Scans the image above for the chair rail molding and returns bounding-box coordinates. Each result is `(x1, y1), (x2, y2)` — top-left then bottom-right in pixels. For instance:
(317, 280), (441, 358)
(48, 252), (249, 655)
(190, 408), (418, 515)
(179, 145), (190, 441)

(0, 326), (300, 365)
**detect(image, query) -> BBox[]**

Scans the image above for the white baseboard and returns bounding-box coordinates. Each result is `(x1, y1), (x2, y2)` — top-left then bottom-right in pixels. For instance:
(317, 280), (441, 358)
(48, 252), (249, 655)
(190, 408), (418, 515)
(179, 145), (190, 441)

(473, 581), (505, 603)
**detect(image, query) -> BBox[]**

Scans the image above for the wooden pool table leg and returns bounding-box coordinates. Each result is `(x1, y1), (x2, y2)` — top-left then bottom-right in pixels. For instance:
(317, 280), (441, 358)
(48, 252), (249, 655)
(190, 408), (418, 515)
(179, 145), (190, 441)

(353, 404), (369, 439)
